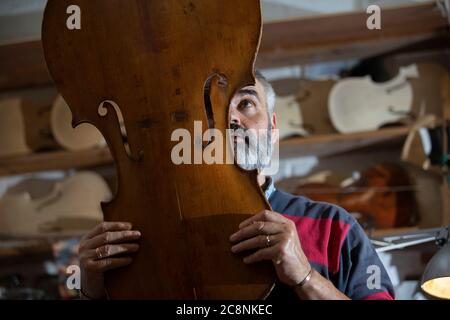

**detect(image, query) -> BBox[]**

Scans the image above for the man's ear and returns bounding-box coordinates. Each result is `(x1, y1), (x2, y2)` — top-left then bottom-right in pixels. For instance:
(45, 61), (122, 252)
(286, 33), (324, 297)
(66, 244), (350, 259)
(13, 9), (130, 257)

(271, 112), (278, 145)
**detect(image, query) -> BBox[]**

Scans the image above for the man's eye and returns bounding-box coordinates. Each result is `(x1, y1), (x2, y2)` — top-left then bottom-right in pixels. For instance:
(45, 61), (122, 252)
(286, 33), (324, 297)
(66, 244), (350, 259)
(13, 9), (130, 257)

(239, 100), (255, 109)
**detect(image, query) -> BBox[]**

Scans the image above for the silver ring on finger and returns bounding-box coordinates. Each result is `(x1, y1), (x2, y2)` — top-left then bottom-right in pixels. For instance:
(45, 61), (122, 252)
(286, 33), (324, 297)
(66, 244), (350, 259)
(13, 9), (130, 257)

(266, 235), (271, 247)
(96, 247), (104, 260)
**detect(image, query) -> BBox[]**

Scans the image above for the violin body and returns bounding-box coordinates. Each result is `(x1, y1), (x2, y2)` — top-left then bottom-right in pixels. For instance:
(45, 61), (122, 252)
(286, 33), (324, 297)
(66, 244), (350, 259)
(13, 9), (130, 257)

(275, 95), (308, 139)
(0, 172), (110, 238)
(329, 65), (419, 133)
(298, 79), (337, 135)
(42, 0), (274, 299)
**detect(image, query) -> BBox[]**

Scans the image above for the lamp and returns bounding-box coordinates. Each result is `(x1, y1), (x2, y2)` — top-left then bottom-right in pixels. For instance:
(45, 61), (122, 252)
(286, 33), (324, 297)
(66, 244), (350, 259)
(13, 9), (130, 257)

(421, 233), (450, 299)
(371, 225), (450, 299)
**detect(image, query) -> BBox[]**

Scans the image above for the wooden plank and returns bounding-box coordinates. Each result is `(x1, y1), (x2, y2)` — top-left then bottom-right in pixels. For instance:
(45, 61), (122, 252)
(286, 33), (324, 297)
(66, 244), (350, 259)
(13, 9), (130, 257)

(258, 34), (435, 67)
(0, 239), (53, 260)
(368, 226), (419, 238)
(258, 2), (449, 67)
(0, 127), (411, 176)
(1, 2), (448, 91)
(0, 148), (113, 177)
(279, 126), (410, 158)
(0, 40), (53, 91)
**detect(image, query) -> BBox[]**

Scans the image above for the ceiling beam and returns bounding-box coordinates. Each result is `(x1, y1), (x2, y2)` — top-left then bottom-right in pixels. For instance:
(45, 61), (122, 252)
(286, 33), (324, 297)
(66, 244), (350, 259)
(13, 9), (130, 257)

(257, 2), (450, 67)
(0, 2), (448, 91)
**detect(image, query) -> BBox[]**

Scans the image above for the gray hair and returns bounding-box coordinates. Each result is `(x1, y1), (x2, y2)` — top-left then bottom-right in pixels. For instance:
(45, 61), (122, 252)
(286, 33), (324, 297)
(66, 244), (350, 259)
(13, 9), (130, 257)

(255, 70), (276, 117)
(203, 70), (276, 117)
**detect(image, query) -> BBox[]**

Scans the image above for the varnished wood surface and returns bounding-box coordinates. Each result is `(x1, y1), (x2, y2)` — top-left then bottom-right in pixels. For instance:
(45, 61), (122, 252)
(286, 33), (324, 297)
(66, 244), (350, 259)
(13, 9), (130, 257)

(42, 0), (275, 299)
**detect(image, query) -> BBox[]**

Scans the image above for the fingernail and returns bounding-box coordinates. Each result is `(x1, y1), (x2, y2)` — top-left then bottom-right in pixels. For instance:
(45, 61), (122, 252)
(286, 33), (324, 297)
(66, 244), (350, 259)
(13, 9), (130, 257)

(134, 231), (141, 236)
(229, 233), (236, 242)
(231, 245), (236, 253)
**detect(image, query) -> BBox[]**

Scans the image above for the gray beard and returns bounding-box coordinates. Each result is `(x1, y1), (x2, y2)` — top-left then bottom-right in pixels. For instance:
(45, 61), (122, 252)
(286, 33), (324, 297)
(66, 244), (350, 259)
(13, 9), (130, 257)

(233, 124), (273, 171)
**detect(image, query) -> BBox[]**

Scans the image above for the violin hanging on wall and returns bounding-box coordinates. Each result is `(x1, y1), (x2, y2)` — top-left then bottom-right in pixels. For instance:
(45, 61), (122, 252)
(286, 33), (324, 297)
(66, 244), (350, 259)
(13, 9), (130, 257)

(329, 65), (419, 134)
(42, 0), (275, 299)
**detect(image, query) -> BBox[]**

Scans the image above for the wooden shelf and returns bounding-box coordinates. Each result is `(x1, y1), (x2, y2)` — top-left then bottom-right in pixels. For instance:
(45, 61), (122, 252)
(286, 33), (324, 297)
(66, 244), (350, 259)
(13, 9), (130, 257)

(279, 126), (410, 158)
(0, 39), (52, 92)
(367, 226), (420, 238)
(1, 3), (448, 92)
(258, 2), (449, 67)
(0, 148), (113, 177)
(0, 127), (410, 177)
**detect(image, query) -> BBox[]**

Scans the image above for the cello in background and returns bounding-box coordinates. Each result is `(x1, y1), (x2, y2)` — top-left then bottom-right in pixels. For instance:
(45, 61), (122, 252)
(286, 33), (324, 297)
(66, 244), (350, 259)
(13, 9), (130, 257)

(293, 163), (418, 229)
(42, 0), (275, 299)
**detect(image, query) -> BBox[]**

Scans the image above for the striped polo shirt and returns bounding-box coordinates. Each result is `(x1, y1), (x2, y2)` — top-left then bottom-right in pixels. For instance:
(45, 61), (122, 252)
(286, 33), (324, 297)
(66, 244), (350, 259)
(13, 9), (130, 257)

(264, 180), (395, 300)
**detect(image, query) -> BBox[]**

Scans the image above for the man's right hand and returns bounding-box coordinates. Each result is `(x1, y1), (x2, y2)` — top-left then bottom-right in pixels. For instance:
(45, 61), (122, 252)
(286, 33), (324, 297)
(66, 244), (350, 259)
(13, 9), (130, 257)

(78, 222), (141, 299)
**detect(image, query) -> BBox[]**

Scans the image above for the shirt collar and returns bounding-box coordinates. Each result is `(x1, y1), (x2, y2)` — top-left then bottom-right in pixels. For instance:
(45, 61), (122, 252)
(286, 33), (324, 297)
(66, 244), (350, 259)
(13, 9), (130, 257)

(262, 176), (276, 200)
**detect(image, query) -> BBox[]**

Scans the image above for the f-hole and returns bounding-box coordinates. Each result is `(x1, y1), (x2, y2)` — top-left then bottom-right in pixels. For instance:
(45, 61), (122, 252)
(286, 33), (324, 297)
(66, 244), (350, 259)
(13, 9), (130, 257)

(98, 100), (143, 162)
(203, 73), (228, 149)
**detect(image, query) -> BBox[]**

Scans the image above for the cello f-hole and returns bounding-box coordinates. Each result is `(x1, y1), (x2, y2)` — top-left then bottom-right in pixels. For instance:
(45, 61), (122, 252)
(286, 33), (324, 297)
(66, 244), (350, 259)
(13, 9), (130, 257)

(98, 100), (143, 162)
(202, 73), (228, 149)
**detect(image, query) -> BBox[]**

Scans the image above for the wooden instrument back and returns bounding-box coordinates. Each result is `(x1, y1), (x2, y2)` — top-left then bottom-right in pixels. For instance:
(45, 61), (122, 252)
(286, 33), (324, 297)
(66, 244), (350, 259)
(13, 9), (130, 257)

(329, 65), (419, 133)
(0, 172), (109, 238)
(42, 0), (275, 299)
(294, 164), (418, 229)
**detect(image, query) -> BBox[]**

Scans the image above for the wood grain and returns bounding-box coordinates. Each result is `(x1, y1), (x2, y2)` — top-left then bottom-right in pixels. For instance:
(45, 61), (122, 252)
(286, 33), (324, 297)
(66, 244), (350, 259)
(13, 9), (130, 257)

(42, 0), (275, 299)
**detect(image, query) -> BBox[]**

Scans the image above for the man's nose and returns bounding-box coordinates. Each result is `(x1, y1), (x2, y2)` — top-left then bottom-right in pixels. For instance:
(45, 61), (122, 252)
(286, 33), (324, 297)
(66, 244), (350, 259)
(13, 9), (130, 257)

(229, 108), (241, 128)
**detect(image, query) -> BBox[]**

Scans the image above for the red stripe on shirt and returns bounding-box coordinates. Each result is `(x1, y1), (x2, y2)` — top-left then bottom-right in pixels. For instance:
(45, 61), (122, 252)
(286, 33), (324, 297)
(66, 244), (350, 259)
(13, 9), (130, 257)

(362, 291), (394, 300)
(283, 215), (350, 274)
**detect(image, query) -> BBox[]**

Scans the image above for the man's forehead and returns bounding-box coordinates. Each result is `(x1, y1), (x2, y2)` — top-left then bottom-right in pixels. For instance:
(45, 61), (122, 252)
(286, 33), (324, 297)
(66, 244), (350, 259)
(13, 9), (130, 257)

(236, 80), (264, 99)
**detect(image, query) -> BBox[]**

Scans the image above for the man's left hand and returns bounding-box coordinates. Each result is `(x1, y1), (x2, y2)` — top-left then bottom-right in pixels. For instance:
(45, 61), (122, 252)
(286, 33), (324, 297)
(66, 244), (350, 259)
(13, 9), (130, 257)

(230, 210), (311, 287)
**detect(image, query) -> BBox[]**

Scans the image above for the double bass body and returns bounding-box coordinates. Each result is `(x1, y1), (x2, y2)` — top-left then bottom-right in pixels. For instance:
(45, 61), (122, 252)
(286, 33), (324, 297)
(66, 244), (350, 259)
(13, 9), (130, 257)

(42, 0), (275, 299)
